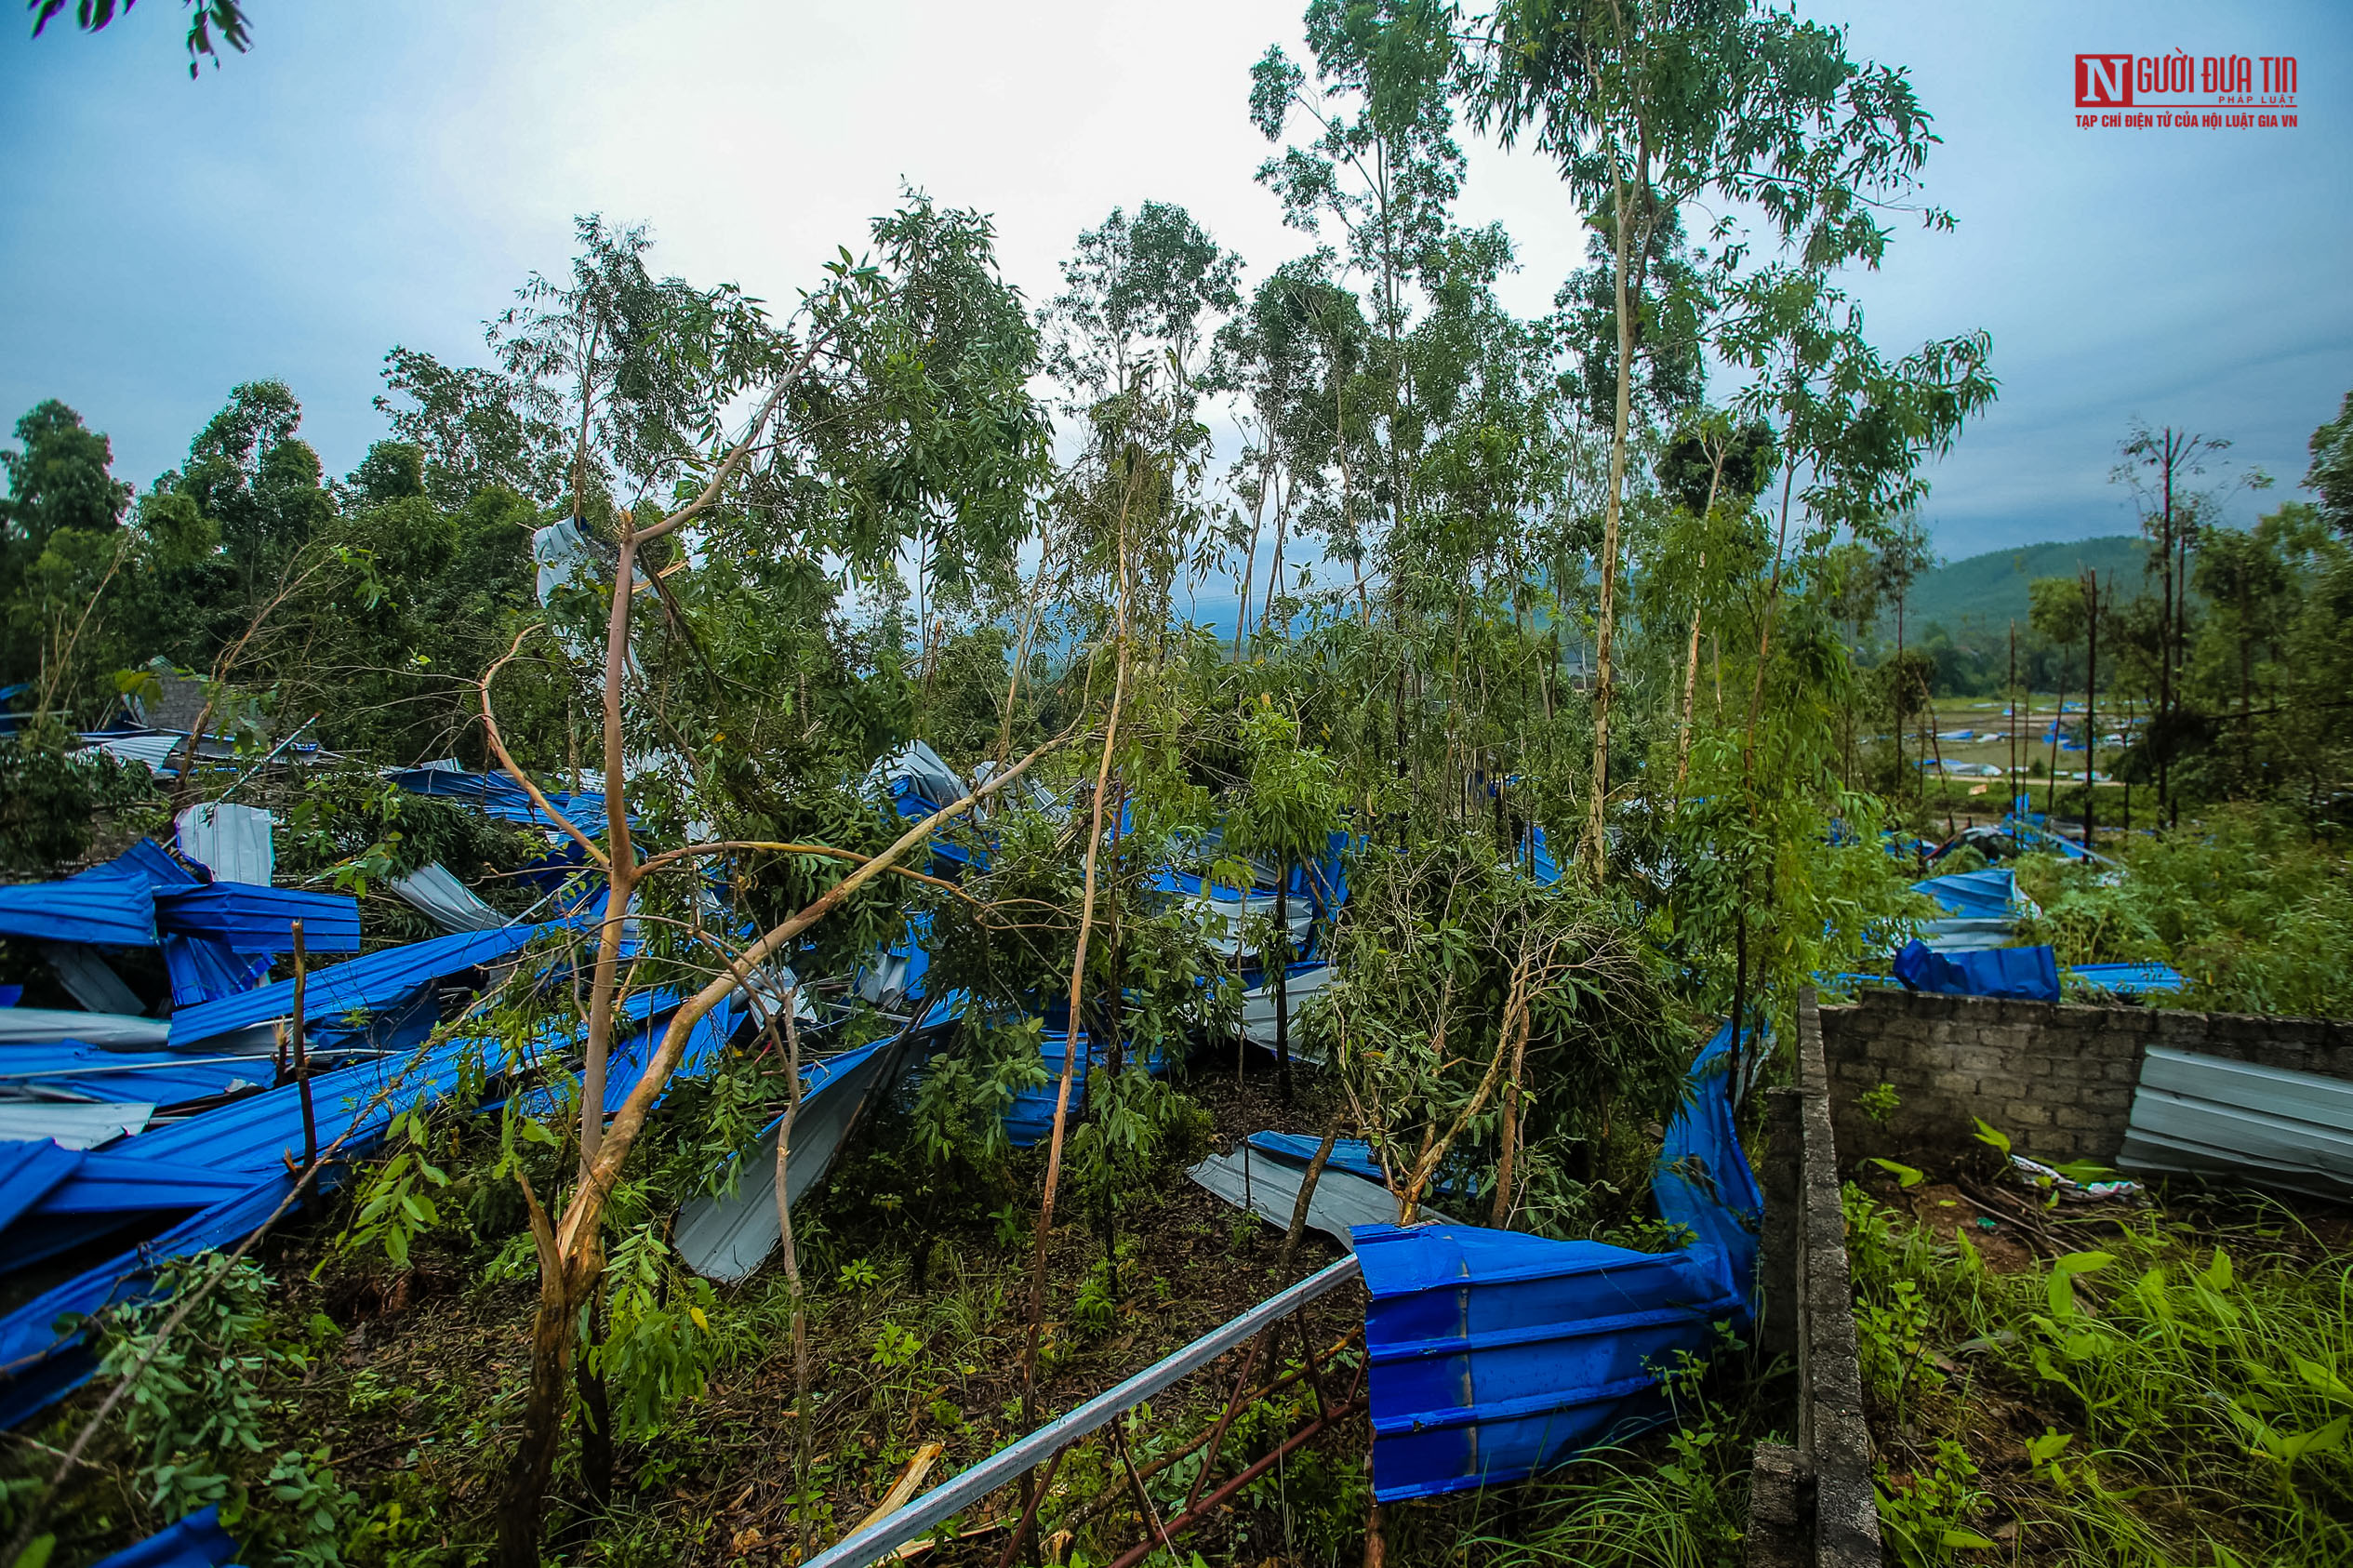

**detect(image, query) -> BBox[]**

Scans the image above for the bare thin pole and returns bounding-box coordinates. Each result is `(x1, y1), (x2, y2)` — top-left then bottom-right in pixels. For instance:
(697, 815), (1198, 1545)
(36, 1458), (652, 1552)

(289, 920), (315, 1169)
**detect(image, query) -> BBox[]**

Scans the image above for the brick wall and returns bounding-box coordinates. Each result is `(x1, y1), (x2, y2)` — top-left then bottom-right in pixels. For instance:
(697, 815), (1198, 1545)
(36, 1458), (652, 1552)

(1817, 990), (2353, 1167)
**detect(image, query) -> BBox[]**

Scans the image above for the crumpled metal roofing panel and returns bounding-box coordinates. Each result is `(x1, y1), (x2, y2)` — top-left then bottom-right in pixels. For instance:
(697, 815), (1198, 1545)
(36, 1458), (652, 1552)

(1894, 939), (2061, 1003)
(0, 859), (161, 948)
(166, 921), (552, 1046)
(676, 1035), (911, 1282)
(1355, 1225), (1743, 1501)
(2120, 1045), (2353, 1200)
(155, 883), (361, 954)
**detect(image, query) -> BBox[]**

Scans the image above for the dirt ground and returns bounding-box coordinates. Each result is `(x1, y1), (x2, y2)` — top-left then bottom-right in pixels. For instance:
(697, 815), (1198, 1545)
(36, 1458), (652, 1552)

(68, 1051), (1389, 1568)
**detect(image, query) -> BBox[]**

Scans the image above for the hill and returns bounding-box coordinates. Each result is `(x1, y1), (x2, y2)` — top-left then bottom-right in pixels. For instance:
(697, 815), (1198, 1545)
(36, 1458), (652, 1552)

(1897, 535), (2149, 636)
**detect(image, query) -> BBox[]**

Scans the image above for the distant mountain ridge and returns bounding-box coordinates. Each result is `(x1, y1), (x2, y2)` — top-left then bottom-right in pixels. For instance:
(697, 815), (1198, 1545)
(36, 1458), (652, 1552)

(1895, 536), (2150, 636)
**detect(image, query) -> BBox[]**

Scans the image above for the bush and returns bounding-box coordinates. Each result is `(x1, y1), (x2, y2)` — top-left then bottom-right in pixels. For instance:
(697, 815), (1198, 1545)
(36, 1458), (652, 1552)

(0, 734), (163, 871)
(2017, 805), (2353, 1017)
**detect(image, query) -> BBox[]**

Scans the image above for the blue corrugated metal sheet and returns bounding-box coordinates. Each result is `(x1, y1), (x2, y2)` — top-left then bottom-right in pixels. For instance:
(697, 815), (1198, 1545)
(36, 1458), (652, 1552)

(0, 1175), (291, 1428)
(0, 1145), (265, 1273)
(1004, 1030), (1093, 1148)
(1915, 870), (2025, 919)
(0, 1139), (83, 1231)
(1529, 822), (1562, 886)
(166, 922), (552, 1046)
(22, 1149), (261, 1216)
(1243, 1131), (1470, 1199)
(113, 839), (202, 890)
(2069, 961), (2187, 996)
(1655, 1021), (1765, 1299)
(162, 933), (273, 1007)
(0, 858), (161, 947)
(1003, 1030), (1169, 1148)
(2119, 1046), (2353, 1200)
(1894, 939), (2061, 1003)
(155, 884), (361, 953)
(1355, 1226), (1744, 1501)
(124, 1035), (485, 1176)
(1353, 1024), (1760, 1501)
(1245, 1132), (1389, 1187)
(0, 1044), (270, 1106)
(383, 765), (617, 833)
(90, 1505), (244, 1568)
(0, 842), (353, 961)
(1908, 867), (2034, 951)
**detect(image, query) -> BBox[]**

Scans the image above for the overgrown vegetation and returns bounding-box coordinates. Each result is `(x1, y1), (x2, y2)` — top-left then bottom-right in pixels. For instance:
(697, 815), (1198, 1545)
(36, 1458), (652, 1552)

(2019, 808), (2353, 1017)
(1850, 1162), (2353, 1566)
(0, 2), (2346, 1566)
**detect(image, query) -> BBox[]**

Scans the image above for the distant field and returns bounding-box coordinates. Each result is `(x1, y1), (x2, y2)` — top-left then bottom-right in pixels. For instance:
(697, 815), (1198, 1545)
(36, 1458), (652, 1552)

(1894, 535), (2149, 635)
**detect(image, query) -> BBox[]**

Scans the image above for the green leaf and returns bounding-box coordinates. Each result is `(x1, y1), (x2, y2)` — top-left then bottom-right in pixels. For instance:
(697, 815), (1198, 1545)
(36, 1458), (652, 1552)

(2054, 1251), (2116, 1276)
(2026, 1430), (2073, 1464)
(12, 1535), (56, 1568)
(1941, 1528), (2000, 1549)
(1971, 1117), (2012, 1158)
(2297, 1357), (2353, 1401)
(1868, 1157), (1925, 1189)
(2277, 1416), (2351, 1463)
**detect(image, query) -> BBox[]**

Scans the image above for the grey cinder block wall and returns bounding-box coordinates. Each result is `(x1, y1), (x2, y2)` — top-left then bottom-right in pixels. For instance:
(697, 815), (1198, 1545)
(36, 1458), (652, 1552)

(1817, 990), (2353, 1167)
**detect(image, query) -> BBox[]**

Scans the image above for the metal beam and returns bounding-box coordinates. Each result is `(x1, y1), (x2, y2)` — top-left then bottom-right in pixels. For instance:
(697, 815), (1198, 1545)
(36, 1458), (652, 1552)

(800, 1253), (1363, 1568)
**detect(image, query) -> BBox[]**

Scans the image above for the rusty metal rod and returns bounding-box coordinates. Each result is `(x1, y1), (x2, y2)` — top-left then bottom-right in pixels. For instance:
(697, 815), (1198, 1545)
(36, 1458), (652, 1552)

(1099, 1399), (1365, 1568)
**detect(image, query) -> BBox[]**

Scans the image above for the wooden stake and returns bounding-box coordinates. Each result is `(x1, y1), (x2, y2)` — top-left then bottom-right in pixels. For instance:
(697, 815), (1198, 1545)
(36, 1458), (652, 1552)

(289, 920), (315, 1169)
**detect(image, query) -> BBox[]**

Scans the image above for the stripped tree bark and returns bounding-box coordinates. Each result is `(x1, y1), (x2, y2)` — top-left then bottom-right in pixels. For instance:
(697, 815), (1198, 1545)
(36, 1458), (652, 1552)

(771, 986), (812, 1558)
(1017, 477), (1136, 1429)
(481, 313), (1058, 1565)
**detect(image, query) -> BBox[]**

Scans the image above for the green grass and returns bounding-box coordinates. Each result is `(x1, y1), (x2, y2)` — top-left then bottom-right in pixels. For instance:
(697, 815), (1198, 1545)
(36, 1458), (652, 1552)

(1848, 1176), (2353, 1566)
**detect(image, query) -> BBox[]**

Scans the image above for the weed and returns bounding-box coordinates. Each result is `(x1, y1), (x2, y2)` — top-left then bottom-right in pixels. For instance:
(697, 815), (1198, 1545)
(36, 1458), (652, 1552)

(1877, 1439), (1994, 1567)
(98, 1257), (362, 1568)
(1846, 1179), (2353, 1564)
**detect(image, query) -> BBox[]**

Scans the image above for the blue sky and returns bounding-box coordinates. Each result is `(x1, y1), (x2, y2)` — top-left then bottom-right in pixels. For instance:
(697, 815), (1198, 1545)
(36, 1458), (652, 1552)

(2, 0), (2346, 565)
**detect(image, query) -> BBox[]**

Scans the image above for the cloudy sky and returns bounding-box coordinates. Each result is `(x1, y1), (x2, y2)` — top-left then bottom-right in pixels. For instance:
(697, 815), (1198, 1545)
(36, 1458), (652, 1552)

(2, 0), (2346, 564)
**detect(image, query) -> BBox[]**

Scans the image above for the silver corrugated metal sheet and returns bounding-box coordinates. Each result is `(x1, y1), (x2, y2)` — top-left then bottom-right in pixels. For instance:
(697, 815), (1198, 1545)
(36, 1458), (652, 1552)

(2118, 1045), (2353, 1200)
(0, 1101), (155, 1148)
(1187, 1141), (1450, 1249)
(674, 1035), (908, 1282)
(391, 862), (506, 934)
(1240, 963), (1336, 1058)
(0, 1009), (172, 1049)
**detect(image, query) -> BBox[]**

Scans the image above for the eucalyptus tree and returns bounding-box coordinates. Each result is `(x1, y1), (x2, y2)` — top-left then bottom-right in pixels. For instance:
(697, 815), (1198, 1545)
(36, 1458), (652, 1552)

(1390, 222), (1588, 811)
(1045, 200), (1241, 639)
(1047, 200), (1241, 409)
(1207, 256), (1368, 654)
(491, 215), (778, 532)
(1444, 0), (1967, 880)
(2110, 420), (2264, 826)
(374, 347), (568, 510)
(471, 198), (1061, 1568)
(1249, 2), (1489, 769)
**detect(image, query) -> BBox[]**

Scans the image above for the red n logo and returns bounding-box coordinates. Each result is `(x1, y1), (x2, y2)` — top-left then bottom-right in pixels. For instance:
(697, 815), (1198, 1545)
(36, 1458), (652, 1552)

(2077, 54), (2134, 106)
